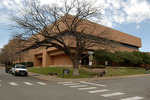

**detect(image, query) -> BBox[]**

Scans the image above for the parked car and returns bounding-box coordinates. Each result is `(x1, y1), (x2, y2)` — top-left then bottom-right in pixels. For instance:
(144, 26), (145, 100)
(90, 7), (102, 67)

(12, 64), (28, 76)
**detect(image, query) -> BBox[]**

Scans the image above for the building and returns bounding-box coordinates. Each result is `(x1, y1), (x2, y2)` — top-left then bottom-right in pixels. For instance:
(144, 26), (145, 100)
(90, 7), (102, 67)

(8, 15), (142, 67)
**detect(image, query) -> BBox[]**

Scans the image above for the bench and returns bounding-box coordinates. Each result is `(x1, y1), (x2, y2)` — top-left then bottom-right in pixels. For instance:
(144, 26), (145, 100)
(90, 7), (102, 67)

(48, 73), (58, 76)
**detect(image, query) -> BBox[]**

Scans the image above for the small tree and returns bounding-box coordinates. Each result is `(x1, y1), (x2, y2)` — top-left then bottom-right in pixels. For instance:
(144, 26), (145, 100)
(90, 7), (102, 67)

(132, 51), (150, 67)
(94, 50), (115, 65)
(0, 38), (26, 65)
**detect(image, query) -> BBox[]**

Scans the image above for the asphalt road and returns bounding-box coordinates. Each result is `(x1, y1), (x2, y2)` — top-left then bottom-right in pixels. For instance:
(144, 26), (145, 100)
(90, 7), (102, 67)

(0, 67), (149, 100)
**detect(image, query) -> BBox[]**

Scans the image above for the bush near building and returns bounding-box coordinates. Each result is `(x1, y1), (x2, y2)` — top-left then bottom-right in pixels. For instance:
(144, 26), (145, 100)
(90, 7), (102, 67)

(13, 62), (33, 67)
(93, 50), (150, 67)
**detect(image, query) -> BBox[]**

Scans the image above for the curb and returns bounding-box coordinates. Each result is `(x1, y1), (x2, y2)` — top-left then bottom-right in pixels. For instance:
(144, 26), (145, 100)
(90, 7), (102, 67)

(29, 75), (49, 81)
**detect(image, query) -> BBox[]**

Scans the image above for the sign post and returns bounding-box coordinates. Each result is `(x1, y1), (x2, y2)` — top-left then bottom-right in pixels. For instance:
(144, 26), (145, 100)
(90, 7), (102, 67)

(88, 51), (93, 80)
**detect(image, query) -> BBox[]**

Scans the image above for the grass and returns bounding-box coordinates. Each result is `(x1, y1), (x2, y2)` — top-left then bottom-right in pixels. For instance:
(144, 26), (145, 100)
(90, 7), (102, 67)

(28, 67), (95, 78)
(28, 67), (150, 78)
(105, 67), (149, 76)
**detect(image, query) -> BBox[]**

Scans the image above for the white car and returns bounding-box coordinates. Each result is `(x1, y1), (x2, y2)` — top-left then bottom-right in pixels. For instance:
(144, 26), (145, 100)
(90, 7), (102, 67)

(12, 65), (28, 76)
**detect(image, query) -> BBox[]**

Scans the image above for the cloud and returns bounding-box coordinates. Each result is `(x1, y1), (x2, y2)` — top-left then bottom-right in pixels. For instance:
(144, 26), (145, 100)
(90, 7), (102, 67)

(0, 0), (150, 28)
(136, 25), (140, 30)
(0, 0), (24, 24)
(100, 0), (150, 27)
(123, 0), (150, 23)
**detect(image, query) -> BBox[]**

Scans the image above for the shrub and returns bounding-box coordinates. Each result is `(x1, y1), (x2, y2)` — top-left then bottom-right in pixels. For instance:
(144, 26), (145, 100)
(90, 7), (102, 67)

(13, 62), (33, 67)
(26, 62), (33, 67)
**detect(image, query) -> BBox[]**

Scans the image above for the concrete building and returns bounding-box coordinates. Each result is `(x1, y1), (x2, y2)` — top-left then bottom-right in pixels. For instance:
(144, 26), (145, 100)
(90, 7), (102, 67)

(9, 16), (142, 67)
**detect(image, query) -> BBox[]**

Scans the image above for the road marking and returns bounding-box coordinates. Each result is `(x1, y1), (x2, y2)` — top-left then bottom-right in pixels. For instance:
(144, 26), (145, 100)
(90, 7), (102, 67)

(70, 85), (87, 88)
(0, 84), (1, 86)
(0, 80), (2, 81)
(57, 82), (73, 84)
(80, 81), (106, 87)
(24, 82), (33, 85)
(78, 87), (97, 90)
(121, 96), (144, 100)
(88, 89), (109, 93)
(9, 82), (18, 86)
(37, 82), (47, 85)
(63, 83), (79, 85)
(101, 92), (125, 97)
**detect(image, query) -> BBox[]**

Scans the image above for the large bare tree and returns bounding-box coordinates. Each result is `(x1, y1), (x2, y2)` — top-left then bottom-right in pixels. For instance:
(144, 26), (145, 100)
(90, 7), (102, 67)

(10, 0), (114, 76)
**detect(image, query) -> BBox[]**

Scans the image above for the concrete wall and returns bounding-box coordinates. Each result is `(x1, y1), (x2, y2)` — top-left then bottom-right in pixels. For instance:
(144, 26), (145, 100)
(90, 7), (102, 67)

(53, 54), (72, 65)
(32, 49), (72, 67)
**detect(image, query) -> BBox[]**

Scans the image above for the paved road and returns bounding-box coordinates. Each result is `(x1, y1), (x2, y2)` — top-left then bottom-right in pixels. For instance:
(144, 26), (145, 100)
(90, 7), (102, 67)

(0, 67), (149, 100)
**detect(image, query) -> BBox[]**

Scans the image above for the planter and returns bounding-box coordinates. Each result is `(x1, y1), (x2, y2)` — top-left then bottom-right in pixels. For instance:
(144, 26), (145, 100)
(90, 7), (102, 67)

(81, 67), (106, 73)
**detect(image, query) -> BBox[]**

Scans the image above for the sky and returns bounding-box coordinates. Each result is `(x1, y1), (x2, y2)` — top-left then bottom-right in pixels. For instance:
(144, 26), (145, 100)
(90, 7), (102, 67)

(0, 0), (150, 52)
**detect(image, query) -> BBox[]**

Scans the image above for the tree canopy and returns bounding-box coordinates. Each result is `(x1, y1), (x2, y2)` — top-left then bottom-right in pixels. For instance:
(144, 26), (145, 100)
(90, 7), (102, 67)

(94, 50), (150, 67)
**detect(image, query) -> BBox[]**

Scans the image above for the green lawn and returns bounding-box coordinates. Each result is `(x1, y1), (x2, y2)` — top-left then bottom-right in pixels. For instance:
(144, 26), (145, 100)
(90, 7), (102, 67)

(105, 67), (149, 76)
(28, 67), (95, 78)
(28, 67), (149, 78)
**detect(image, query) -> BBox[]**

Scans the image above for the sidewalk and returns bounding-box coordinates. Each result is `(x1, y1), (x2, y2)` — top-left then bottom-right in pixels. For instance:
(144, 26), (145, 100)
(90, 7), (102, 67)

(28, 72), (150, 82)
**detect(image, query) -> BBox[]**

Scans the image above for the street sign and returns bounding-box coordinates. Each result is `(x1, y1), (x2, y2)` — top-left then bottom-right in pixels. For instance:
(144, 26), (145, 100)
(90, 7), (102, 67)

(88, 51), (93, 80)
(105, 61), (108, 66)
(63, 69), (69, 74)
(89, 55), (93, 62)
(89, 62), (92, 66)
(63, 69), (69, 77)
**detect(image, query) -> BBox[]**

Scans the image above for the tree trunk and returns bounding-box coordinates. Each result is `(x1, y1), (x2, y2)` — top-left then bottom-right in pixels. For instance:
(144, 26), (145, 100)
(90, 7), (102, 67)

(72, 59), (79, 77)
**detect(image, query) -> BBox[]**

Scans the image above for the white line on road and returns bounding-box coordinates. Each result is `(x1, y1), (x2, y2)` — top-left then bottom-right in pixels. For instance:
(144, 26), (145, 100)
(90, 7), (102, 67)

(0, 84), (1, 86)
(63, 83), (79, 85)
(121, 96), (144, 100)
(70, 85), (87, 88)
(37, 82), (47, 85)
(80, 81), (106, 87)
(88, 89), (109, 93)
(0, 80), (2, 81)
(24, 82), (33, 85)
(78, 87), (97, 90)
(9, 82), (18, 86)
(57, 82), (73, 84)
(101, 92), (125, 97)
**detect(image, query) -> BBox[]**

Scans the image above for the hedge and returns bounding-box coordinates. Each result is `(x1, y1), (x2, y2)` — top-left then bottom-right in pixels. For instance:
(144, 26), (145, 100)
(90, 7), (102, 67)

(13, 62), (33, 67)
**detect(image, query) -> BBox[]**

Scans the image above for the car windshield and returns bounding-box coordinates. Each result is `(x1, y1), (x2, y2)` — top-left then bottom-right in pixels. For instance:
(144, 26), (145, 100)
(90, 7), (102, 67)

(16, 65), (26, 69)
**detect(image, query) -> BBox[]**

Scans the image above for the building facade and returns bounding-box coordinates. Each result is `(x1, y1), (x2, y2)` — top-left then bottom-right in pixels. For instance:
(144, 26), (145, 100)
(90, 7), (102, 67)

(18, 30), (141, 67)
(8, 16), (142, 67)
